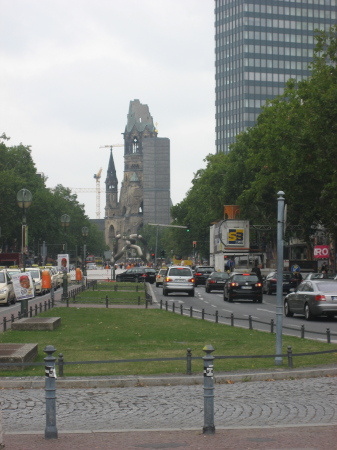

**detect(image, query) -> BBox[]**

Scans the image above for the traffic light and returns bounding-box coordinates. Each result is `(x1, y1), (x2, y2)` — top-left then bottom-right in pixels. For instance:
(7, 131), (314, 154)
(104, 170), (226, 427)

(160, 250), (166, 257)
(186, 223), (191, 232)
(151, 253), (155, 260)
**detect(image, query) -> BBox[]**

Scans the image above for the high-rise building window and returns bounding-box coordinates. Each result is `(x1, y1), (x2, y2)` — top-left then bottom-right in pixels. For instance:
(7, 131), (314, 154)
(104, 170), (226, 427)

(215, 0), (336, 154)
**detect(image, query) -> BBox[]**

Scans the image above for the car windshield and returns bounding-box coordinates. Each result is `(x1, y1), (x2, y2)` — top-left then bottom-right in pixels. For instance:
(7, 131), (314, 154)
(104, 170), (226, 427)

(197, 267), (214, 273)
(27, 270), (39, 278)
(0, 273), (5, 283)
(212, 272), (229, 279)
(233, 274), (258, 282)
(317, 282), (337, 293)
(169, 268), (191, 276)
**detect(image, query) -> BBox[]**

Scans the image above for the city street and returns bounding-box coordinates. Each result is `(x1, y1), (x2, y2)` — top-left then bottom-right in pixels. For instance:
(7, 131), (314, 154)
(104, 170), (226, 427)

(151, 283), (337, 344)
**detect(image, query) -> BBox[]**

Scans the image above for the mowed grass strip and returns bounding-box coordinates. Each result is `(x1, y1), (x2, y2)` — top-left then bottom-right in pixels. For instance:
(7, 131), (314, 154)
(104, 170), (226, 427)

(0, 308), (336, 377)
(71, 281), (147, 304)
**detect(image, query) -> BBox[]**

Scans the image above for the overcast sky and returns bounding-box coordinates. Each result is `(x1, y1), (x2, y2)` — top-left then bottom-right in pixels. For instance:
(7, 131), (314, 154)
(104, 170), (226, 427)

(1, 0), (214, 219)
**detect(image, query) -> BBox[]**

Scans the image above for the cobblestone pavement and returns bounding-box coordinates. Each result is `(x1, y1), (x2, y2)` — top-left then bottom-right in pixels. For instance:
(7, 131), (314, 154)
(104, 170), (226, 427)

(2, 376), (337, 433)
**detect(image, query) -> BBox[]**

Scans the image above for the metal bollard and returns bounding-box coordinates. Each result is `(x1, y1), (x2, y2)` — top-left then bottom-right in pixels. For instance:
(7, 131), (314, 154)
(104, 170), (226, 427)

(270, 318), (274, 333)
(327, 328), (331, 344)
(301, 325), (305, 339)
(180, 304), (183, 315)
(172, 302), (175, 313)
(160, 299), (163, 309)
(44, 345), (58, 439)
(106, 295), (109, 308)
(35, 304), (38, 316)
(190, 306), (193, 318)
(230, 313), (234, 326)
(215, 311), (218, 323)
(30, 306), (33, 318)
(249, 315), (253, 330)
(3, 317), (6, 332)
(202, 308), (205, 320)
(287, 346), (293, 368)
(165, 301), (168, 311)
(202, 345), (215, 435)
(186, 348), (192, 375)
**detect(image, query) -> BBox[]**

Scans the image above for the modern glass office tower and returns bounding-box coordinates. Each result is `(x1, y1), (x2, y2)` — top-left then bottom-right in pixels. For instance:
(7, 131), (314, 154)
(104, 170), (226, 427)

(215, 0), (336, 154)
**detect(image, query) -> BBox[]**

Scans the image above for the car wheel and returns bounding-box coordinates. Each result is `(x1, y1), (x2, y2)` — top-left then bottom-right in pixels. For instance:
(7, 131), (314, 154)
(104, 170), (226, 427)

(304, 303), (313, 320)
(12, 296), (17, 305)
(205, 286), (209, 293)
(189, 290), (195, 297)
(284, 300), (293, 317)
(257, 297), (263, 303)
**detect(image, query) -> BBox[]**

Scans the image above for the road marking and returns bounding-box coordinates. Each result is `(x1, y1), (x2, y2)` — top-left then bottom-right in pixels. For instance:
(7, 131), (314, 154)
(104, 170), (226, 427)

(257, 308), (275, 313)
(243, 314), (259, 319)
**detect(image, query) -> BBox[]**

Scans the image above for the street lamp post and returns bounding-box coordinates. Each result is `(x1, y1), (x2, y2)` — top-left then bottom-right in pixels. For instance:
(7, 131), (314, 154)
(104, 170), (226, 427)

(81, 226), (89, 278)
(60, 214), (70, 301)
(17, 189), (32, 271)
(111, 238), (116, 280)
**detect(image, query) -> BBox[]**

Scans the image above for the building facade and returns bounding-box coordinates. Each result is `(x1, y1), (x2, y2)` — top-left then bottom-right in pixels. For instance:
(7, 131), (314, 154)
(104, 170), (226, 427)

(215, 0), (336, 154)
(104, 100), (171, 253)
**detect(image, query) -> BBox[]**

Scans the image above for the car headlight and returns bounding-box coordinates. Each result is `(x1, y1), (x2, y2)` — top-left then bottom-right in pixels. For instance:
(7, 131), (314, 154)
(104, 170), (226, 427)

(0, 288), (8, 294)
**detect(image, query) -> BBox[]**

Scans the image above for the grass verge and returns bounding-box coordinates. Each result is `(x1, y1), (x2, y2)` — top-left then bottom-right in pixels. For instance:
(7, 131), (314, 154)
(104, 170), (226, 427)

(0, 308), (336, 377)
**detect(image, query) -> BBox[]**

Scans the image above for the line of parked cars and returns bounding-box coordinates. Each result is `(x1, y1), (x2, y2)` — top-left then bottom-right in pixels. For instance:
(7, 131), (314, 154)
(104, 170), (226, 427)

(0, 264), (68, 306)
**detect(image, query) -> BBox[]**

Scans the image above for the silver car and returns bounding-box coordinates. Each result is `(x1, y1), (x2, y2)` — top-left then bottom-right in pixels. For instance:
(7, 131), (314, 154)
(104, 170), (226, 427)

(162, 266), (195, 296)
(284, 280), (337, 320)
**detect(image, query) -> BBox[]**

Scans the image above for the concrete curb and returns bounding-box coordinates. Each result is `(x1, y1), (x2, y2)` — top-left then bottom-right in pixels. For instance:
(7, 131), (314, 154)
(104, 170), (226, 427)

(1, 365), (336, 389)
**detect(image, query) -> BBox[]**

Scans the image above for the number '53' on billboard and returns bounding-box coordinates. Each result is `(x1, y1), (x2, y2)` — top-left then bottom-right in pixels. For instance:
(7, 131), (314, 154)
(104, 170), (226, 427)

(228, 229), (244, 245)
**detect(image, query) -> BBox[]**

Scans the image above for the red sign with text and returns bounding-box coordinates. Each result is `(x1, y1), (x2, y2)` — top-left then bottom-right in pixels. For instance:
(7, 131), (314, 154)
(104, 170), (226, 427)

(313, 245), (330, 259)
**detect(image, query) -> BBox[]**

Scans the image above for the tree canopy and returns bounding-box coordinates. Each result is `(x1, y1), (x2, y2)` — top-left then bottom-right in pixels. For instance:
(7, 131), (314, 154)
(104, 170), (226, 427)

(0, 134), (106, 263)
(169, 26), (337, 261)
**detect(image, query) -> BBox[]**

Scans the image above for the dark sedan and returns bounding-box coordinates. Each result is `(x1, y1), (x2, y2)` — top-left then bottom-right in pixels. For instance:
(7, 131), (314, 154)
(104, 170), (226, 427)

(116, 267), (156, 284)
(224, 272), (263, 303)
(194, 266), (215, 286)
(205, 271), (229, 293)
(263, 271), (298, 295)
(284, 280), (337, 320)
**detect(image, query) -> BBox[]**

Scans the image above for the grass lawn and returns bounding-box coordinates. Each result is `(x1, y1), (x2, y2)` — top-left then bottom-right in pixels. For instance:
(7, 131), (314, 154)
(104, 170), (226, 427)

(0, 307), (336, 377)
(69, 281), (148, 304)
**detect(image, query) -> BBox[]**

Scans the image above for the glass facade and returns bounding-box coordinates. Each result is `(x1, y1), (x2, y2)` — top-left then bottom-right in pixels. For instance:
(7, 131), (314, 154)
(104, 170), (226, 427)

(215, 0), (337, 154)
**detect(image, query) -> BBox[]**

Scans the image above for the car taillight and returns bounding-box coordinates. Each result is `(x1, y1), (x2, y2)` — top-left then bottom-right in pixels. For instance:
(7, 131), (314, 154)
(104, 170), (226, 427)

(165, 277), (172, 282)
(230, 282), (238, 287)
(195, 272), (203, 276)
(271, 278), (277, 282)
(188, 278), (195, 283)
(255, 283), (262, 287)
(142, 274), (147, 278)
(157, 275), (160, 279)
(315, 295), (326, 301)
(209, 280), (216, 284)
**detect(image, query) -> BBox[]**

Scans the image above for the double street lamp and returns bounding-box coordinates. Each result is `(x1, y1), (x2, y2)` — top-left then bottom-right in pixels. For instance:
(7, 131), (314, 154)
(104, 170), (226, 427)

(17, 189), (32, 271)
(60, 214), (70, 254)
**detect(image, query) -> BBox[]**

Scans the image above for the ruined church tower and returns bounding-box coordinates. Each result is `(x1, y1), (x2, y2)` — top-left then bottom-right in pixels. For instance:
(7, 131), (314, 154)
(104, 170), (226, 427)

(104, 100), (171, 252)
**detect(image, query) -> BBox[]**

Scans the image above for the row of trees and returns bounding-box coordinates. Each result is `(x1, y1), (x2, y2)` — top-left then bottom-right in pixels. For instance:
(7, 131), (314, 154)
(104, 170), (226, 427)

(162, 26), (337, 262)
(0, 134), (106, 263)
